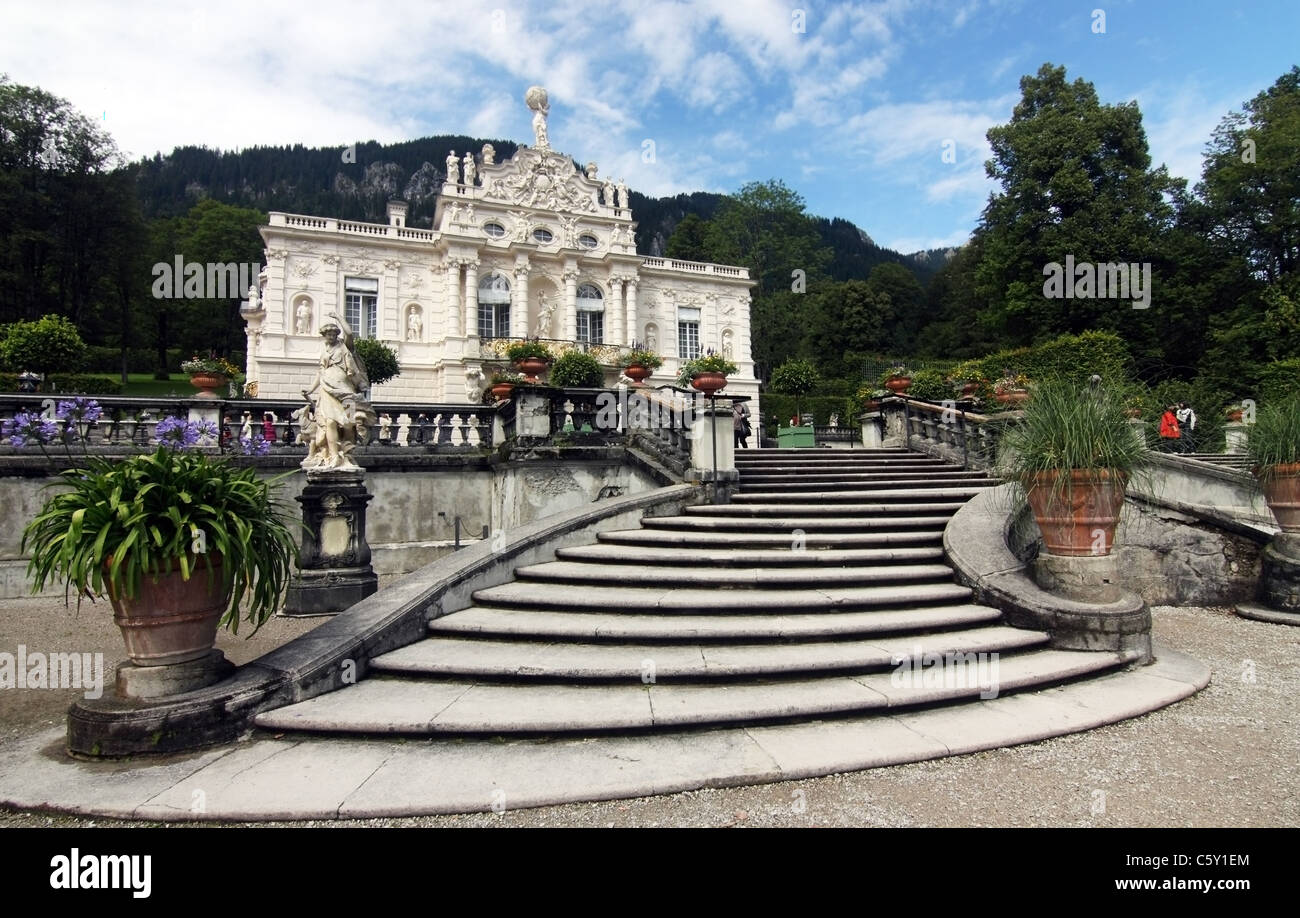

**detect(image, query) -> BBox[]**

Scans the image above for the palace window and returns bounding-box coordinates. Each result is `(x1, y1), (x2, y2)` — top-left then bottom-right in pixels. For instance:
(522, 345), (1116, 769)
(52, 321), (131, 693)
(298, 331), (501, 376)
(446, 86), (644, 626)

(478, 272), (511, 338)
(483, 222), (506, 238)
(677, 307), (701, 360)
(576, 283), (604, 344)
(578, 234), (598, 249)
(344, 276), (379, 339)
(532, 228), (554, 244)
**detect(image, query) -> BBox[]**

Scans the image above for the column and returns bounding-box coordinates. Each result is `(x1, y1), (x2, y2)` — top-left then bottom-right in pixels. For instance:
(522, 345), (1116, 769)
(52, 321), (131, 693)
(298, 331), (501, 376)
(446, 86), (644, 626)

(445, 261), (461, 337)
(608, 277), (625, 346)
(563, 270), (578, 342)
(513, 266), (529, 337)
(625, 279), (639, 347)
(464, 259), (479, 339)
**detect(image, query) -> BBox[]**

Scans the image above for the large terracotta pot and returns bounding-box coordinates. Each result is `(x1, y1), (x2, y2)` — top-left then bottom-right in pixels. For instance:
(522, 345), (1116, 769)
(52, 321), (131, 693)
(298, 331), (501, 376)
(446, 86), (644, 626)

(1025, 469), (1128, 557)
(490, 382), (516, 401)
(108, 556), (230, 666)
(514, 357), (549, 383)
(996, 389), (1030, 405)
(189, 373), (228, 400)
(1262, 463), (1300, 532)
(625, 364), (653, 385)
(959, 381), (980, 397)
(690, 371), (728, 396)
(885, 376), (911, 393)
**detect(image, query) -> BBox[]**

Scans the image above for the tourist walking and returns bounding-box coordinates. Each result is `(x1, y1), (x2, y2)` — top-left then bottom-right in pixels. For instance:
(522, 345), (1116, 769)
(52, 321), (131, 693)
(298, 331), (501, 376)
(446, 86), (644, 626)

(733, 401), (751, 448)
(1175, 401), (1197, 453)
(1158, 405), (1181, 451)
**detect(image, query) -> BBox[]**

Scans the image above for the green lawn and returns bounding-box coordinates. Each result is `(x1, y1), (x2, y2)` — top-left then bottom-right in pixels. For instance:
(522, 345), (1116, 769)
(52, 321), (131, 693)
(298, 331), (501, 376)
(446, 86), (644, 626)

(119, 374), (196, 398)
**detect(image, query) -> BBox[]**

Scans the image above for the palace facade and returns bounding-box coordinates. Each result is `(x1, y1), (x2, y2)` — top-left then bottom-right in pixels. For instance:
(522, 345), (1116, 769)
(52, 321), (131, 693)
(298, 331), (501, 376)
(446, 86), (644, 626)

(241, 88), (757, 413)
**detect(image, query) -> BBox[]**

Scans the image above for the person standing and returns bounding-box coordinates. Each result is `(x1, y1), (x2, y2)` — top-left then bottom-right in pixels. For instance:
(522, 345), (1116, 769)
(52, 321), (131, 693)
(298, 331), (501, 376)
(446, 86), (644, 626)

(1158, 405), (1181, 451)
(1175, 401), (1197, 453)
(733, 400), (751, 449)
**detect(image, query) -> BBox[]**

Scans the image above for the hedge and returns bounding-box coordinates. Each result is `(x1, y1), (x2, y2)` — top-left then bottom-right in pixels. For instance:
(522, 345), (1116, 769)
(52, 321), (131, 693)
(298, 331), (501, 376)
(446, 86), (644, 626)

(0, 373), (124, 395)
(759, 394), (851, 429)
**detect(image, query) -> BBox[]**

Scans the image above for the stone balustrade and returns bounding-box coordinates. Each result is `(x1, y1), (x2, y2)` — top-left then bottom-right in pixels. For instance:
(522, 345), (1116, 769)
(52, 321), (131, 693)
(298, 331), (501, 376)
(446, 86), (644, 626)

(875, 395), (1012, 469)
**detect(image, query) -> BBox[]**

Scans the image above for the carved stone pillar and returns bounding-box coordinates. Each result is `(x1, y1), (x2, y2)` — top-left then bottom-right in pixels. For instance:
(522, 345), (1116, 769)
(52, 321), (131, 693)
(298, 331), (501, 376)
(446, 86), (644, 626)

(625, 279), (639, 347)
(445, 261), (462, 337)
(513, 266), (530, 338)
(283, 468), (378, 616)
(464, 259), (479, 340)
(608, 277), (625, 346)
(563, 270), (578, 342)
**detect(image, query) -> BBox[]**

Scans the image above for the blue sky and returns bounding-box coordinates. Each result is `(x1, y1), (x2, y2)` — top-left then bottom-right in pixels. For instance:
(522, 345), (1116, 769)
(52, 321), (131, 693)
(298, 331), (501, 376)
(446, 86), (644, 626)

(2, 0), (1296, 253)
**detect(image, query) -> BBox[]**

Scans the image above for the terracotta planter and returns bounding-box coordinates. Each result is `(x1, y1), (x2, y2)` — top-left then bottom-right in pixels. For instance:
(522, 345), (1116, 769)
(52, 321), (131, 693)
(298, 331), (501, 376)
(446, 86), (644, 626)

(959, 381), (980, 397)
(1124, 408), (1143, 419)
(624, 364), (653, 385)
(514, 357), (549, 383)
(885, 376), (911, 393)
(995, 388), (1029, 405)
(490, 382), (516, 401)
(1226, 409), (1244, 422)
(690, 371), (728, 396)
(1262, 463), (1300, 532)
(189, 373), (228, 400)
(108, 556), (230, 666)
(1025, 469), (1128, 557)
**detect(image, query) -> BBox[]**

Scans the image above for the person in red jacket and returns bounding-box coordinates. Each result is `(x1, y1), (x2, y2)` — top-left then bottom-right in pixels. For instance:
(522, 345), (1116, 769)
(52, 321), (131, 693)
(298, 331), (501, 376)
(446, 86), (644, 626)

(1158, 406), (1180, 451)
(262, 412), (277, 444)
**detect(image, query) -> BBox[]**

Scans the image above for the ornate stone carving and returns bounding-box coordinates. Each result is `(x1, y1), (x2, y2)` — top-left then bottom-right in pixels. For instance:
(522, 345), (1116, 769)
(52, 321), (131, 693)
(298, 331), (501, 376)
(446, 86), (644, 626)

(267, 248), (289, 261)
(525, 86), (550, 149)
(322, 254), (340, 266)
(585, 162), (598, 180)
(383, 259), (401, 271)
(291, 260), (318, 284)
(482, 143), (496, 165)
(346, 260), (377, 274)
(485, 149), (597, 214)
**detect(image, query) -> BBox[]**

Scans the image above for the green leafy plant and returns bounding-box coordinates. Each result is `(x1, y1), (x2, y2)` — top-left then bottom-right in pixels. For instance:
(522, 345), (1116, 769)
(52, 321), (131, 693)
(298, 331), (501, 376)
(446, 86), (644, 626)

(1000, 377), (1147, 484)
(906, 368), (950, 401)
(621, 348), (663, 370)
(769, 358), (820, 419)
(180, 354), (242, 377)
(354, 338), (400, 387)
(1246, 392), (1300, 481)
(0, 314), (86, 378)
(21, 447), (299, 633)
(549, 351), (605, 388)
(506, 340), (553, 362)
(878, 365), (911, 387)
(675, 353), (738, 387)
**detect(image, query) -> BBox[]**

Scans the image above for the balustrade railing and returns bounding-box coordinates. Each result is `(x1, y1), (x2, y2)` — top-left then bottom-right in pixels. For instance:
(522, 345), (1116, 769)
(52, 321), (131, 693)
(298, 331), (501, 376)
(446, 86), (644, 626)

(879, 396), (1011, 470)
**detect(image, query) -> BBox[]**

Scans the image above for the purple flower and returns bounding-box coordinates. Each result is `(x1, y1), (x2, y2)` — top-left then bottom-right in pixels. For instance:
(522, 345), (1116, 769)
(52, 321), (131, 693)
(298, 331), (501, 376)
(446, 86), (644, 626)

(3, 411), (60, 448)
(239, 434), (271, 456)
(154, 415), (200, 448)
(194, 419), (220, 443)
(55, 397), (102, 424)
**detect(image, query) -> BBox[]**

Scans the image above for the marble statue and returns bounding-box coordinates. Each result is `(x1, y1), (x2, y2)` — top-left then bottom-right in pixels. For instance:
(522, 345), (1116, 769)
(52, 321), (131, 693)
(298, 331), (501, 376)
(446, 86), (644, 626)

(603, 178), (616, 207)
(481, 143), (496, 165)
(617, 179), (629, 209)
(465, 365), (487, 401)
(295, 300), (313, 335)
(241, 412), (253, 442)
(645, 327), (658, 351)
(407, 307), (422, 341)
(379, 413), (392, 443)
(446, 150), (460, 184)
(247, 285), (260, 312)
(537, 290), (556, 337)
(525, 86), (550, 149)
(462, 152), (476, 186)
(585, 162), (598, 180)
(721, 328), (734, 359)
(300, 313), (376, 471)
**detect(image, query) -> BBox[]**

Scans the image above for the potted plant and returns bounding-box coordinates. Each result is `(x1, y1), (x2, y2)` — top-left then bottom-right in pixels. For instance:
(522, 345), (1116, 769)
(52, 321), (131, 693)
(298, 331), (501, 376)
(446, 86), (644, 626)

(181, 354), (242, 399)
(1245, 393), (1300, 532)
(21, 420), (299, 670)
(994, 371), (1031, 404)
(621, 345), (663, 386)
(1001, 377), (1146, 557)
(770, 358), (819, 423)
(487, 370), (525, 402)
(947, 359), (988, 398)
(676, 351), (738, 396)
(506, 340), (553, 382)
(881, 365), (912, 393)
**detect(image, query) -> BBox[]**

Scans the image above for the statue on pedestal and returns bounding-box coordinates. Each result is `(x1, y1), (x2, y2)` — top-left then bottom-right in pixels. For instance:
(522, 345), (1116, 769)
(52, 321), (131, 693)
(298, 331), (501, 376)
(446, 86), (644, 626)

(525, 86), (550, 149)
(482, 143), (496, 165)
(537, 291), (556, 337)
(617, 179), (629, 209)
(300, 313), (375, 471)
(446, 150), (460, 184)
(406, 307), (422, 341)
(463, 152), (477, 186)
(603, 178), (616, 207)
(295, 299), (313, 335)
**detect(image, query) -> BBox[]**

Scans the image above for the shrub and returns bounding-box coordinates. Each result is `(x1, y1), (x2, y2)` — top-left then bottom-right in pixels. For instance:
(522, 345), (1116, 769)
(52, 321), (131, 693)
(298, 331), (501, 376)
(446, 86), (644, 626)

(906, 368), (950, 401)
(549, 351), (604, 388)
(1001, 377), (1148, 482)
(354, 338), (400, 387)
(506, 340), (553, 362)
(1256, 358), (1300, 406)
(621, 349), (663, 370)
(1247, 391), (1300, 479)
(0, 314), (86, 377)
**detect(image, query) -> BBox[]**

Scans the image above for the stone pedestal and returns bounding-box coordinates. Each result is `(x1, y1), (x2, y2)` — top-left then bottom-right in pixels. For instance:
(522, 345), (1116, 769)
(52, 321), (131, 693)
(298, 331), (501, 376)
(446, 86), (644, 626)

(516, 389), (553, 438)
(1033, 553), (1123, 604)
(1236, 532), (1300, 625)
(858, 412), (883, 448)
(1127, 417), (1147, 450)
(283, 468), (378, 616)
(1223, 421), (1248, 454)
(116, 650), (234, 700)
(690, 404), (735, 477)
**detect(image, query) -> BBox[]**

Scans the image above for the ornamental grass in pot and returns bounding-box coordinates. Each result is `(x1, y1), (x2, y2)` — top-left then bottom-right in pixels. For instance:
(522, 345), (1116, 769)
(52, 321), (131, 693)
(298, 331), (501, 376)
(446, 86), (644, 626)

(1000, 377), (1147, 557)
(22, 430), (299, 666)
(1245, 392), (1300, 532)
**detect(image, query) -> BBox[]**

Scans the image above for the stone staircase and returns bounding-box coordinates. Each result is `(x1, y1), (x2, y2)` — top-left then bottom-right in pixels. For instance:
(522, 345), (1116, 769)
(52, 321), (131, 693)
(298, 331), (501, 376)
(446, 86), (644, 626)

(257, 448), (1141, 739)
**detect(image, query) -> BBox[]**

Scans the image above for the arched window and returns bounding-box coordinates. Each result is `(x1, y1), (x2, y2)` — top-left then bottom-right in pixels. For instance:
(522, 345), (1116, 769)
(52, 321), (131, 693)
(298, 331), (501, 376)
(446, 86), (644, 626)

(576, 283), (604, 344)
(478, 273), (511, 338)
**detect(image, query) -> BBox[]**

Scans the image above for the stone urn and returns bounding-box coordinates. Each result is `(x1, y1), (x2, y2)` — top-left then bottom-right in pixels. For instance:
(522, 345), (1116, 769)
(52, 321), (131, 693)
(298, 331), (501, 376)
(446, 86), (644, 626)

(1262, 463), (1300, 532)
(625, 364), (653, 386)
(885, 376), (911, 393)
(996, 388), (1030, 405)
(189, 373), (228, 400)
(108, 556), (230, 666)
(690, 371), (728, 397)
(514, 357), (549, 383)
(490, 381), (517, 401)
(1024, 469), (1128, 557)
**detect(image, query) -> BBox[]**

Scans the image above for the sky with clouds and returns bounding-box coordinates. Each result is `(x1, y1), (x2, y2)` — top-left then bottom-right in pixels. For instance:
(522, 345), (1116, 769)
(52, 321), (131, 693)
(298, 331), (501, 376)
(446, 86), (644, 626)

(2, 0), (1296, 253)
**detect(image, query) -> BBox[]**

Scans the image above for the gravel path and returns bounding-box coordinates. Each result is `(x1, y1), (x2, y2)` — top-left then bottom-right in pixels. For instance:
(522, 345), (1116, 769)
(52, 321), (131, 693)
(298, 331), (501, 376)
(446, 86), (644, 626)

(1, 599), (1296, 828)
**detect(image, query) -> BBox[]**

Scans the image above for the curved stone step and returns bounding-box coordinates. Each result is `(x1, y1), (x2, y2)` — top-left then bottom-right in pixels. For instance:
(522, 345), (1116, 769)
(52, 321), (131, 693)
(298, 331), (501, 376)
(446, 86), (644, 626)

(701, 502), (969, 516)
(429, 602), (1003, 641)
(370, 625), (1050, 680)
(254, 648), (1127, 734)
(513, 560), (956, 589)
(639, 515), (953, 532)
(470, 580), (972, 613)
(736, 475), (998, 487)
(596, 528), (943, 549)
(556, 543), (945, 567)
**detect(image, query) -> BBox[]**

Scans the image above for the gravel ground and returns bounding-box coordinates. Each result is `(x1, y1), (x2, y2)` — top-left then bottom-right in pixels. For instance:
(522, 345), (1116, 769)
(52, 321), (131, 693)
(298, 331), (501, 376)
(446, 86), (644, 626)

(1, 598), (1296, 828)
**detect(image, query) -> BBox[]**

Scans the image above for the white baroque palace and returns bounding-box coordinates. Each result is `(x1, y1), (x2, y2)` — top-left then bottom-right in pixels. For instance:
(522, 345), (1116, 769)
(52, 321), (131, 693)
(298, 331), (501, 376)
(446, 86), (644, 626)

(242, 87), (757, 410)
